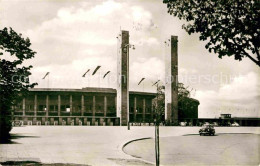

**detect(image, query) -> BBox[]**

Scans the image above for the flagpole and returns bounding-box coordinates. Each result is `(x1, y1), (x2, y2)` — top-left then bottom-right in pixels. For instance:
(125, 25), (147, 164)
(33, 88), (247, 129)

(48, 74), (49, 89)
(98, 70), (100, 88)
(107, 74), (110, 88)
(88, 72), (90, 87)
(42, 72), (50, 89)
(87, 72), (90, 87)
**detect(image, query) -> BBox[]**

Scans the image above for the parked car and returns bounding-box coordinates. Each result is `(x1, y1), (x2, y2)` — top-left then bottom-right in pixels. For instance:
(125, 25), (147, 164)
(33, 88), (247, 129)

(12, 120), (22, 127)
(231, 122), (240, 127)
(219, 121), (231, 126)
(199, 124), (215, 136)
(180, 122), (187, 126)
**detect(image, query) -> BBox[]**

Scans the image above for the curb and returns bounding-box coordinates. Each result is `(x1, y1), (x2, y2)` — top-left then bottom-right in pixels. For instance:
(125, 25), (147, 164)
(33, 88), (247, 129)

(120, 137), (156, 165)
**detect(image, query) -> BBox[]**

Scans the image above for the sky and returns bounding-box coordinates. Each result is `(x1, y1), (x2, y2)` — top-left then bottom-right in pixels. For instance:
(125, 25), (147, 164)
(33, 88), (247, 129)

(1, 0), (259, 118)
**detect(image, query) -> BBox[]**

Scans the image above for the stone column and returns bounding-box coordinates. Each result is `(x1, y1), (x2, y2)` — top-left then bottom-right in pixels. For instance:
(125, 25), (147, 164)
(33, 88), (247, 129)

(42, 117), (46, 124)
(70, 95), (73, 116)
(104, 96), (107, 117)
(84, 118), (88, 125)
(67, 117), (71, 125)
(100, 118), (104, 126)
(165, 36), (178, 124)
(50, 118), (54, 125)
(81, 95), (84, 116)
(75, 117), (79, 125)
(58, 95), (61, 116)
(22, 98), (25, 116)
(143, 98), (146, 122)
(134, 97), (137, 122)
(34, 95), (37, 116)
(59, 117), (62, 125)
(117, 30), (129, 126)
(92, 95), (96, 124)
(46, 95), (49, 117)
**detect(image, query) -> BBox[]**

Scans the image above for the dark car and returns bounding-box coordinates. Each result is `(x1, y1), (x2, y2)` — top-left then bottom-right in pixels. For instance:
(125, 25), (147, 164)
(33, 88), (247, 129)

(199, 124), (215, 136)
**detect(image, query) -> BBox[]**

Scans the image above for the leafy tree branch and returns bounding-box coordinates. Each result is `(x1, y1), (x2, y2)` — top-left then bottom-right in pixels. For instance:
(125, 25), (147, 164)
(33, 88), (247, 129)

(163, 0), (260, 66)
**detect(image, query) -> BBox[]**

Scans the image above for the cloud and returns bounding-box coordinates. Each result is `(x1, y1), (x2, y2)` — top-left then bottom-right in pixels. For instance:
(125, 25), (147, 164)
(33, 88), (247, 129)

(24, 0), (155, 46)
(22, 1), (161, 69)
(19, 0), (167, 90)
(195, 72), (260, 118)
(131, 57), (164, 81)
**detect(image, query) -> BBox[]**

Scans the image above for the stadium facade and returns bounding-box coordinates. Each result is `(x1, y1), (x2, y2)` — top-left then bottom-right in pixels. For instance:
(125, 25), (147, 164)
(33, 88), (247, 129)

(12, 87), (201, 126)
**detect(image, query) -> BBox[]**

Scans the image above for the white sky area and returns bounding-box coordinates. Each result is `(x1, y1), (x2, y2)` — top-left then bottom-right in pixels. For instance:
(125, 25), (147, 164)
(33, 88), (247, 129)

(1, 0), (259, 118)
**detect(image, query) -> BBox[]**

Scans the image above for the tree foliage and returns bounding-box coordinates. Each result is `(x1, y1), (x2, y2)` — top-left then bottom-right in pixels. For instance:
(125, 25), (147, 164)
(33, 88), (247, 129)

(153, 83), (196, 125)
(0, 27), (37, 141)
(163, 0), (260, 66)
(153, 85), (165, 125)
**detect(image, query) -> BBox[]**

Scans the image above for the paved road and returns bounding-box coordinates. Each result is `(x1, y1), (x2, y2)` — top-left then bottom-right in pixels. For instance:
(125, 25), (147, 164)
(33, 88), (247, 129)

(124, 133), (260, 165)
(0, 126), (259, 165)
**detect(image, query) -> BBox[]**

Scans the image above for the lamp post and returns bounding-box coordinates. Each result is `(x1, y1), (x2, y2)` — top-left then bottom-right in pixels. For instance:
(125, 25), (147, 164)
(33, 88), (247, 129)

(152, 80), (160, 166)
(123, 44), (135, 130)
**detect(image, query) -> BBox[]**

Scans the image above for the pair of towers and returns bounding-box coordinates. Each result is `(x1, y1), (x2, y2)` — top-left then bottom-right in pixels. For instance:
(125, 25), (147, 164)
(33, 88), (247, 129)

(117, 30), (178, 125)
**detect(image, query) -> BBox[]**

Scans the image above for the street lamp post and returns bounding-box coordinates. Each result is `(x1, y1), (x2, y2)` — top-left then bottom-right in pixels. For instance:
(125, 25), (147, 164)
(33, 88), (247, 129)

(123, 44), (135, 130)
(152, 80), (160, 166)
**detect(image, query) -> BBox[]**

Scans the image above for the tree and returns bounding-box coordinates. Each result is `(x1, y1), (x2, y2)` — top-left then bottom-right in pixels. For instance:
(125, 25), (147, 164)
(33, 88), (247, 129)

(153, 85), (165, 124)
(153, 83), (195, 124)
(163, 0), (260, 66)
(152, 83), (195, 166)
(0, 27), (37, 141)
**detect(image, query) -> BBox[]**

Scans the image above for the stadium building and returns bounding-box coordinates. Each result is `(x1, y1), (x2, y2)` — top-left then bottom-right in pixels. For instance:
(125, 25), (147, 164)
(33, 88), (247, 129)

(12, 87), (200, 126)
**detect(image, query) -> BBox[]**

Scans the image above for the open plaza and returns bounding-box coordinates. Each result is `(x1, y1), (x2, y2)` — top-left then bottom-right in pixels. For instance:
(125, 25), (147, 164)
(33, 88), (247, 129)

(0, 126), (259, 166)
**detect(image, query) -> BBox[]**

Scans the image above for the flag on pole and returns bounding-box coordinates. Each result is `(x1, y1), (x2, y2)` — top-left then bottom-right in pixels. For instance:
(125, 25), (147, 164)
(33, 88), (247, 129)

(42, 72), (49, 79)
(103, 71), (110, 79)
(92, 66), (101, 75)
(138, 78), (145, 85)
(82, 69), (90, 77)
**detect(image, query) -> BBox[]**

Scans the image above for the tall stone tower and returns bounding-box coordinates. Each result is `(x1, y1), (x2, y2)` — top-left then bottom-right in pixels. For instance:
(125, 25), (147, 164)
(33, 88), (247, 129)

(165, 36), (178, 124)
(117, 30), (129, 126)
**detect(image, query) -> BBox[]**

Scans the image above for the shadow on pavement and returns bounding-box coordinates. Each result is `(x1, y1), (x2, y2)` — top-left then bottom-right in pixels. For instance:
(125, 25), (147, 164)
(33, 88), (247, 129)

(183, 133), (254, 136)
(183, 134), (218, 136)
(108, 158), (153, 166)
(0, 161), (89, 166)
(0, 134), (40, 144)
